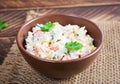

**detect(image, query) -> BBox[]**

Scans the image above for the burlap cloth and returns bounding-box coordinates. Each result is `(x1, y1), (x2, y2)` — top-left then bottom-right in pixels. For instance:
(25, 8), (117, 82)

(0, 11), (120, 84)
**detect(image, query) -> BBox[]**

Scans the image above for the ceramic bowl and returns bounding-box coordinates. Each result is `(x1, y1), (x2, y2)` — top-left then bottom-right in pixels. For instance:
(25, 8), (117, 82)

(16, 14), (103, 78)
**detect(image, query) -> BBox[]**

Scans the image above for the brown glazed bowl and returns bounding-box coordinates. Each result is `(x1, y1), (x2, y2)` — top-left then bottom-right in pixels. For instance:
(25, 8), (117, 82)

(16, 14), (103, 78)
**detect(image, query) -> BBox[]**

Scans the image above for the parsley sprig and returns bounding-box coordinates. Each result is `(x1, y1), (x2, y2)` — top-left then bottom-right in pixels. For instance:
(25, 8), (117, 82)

(0, 18), (8, 31)
(40, 22), (55, 32)
(65, 41), (83, 52)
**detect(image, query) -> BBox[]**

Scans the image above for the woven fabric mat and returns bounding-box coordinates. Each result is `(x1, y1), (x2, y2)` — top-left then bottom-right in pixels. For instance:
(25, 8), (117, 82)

(0, 11), (120, 84)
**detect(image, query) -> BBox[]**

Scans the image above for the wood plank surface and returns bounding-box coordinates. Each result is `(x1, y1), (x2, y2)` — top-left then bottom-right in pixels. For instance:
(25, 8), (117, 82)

(0, 5), (120, 37)
(0, 10), (27, 37)
(0, 0), (120, 11)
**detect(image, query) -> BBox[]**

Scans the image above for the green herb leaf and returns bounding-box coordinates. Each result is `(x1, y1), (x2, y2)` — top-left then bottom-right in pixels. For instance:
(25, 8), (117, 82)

(65, 41), (83, 51)
(1, 23), (8, 28)
(0, 18), (8, 31)
(40, 22), (55, 32)
(0, 18), (3, 25)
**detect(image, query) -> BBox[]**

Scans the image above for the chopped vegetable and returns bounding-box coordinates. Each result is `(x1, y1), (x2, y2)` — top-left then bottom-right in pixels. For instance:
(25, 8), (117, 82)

(50, 46), (59, 51)
(65, 41), (83, 51)
(0, 18), (8, 31)
(52, 55), (58, 59)
(40, 22), (55, 32)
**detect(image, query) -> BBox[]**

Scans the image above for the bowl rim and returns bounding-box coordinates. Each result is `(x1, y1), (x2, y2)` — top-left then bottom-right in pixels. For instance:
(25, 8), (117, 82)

(16, 13), (103, 63)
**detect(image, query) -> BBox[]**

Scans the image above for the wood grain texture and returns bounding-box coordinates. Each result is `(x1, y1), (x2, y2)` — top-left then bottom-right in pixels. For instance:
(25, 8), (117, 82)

(0, 5), (120, 37)
(0, 10), (27, 37)
(35, 6), (120, 21)
(0, 0), (120, 10)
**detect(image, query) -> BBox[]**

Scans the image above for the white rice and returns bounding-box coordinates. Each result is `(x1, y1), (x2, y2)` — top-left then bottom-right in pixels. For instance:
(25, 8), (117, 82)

(25, 22), (96, 61)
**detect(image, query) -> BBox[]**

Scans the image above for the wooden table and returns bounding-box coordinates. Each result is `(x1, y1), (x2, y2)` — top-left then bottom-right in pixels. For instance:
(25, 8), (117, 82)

(0, 0), (120, 10)
(0, 4), (120, 64)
